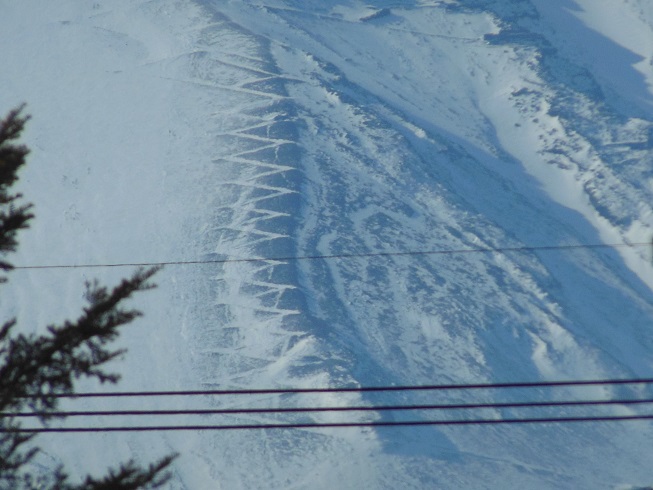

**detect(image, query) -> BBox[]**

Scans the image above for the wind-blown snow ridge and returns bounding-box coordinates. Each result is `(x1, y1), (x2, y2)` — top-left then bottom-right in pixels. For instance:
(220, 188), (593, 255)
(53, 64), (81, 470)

(173, 13), (306, 386)
(4, 0), (653, 488)
(201, 1), (653, 487)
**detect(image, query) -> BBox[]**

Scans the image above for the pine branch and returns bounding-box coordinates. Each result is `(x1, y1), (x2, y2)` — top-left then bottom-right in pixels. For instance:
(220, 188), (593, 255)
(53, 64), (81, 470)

(0, 105), (30, 192)
(0, 267), (163, 488)
(0, 267), (161, 416)
(79, 454), (178, 490)
(10, 454), (179, 490)
(0, 429), (37, 483)
(0, 105), (32, 277)
(0, 106), (179, 489)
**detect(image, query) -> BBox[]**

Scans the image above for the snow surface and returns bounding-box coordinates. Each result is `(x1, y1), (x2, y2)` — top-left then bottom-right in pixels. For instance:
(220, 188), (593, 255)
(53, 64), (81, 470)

(2, 0), (653, 488)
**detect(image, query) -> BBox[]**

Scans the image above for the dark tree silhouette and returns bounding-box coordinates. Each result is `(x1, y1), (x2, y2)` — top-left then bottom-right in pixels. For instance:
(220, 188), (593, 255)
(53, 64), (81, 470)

(0, 106), (176, 489)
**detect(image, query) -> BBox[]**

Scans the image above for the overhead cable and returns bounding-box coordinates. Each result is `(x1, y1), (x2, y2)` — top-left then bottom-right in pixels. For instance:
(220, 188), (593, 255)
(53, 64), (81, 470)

(33, 376), (653, 399)
(12, 241), (648, 270)
(8, 414), (653, 433)
(5, 397), (653, 418)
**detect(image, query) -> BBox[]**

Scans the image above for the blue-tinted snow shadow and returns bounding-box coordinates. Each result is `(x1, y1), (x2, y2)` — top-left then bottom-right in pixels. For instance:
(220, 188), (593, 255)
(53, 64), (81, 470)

(361, 118), (653, 460)
(326, 43), (653, 333)
(196, 0), (653, 464)
(475, 0), (653, 121)
(402, 103), (653, 372)
(271, 34), (653, 462)
(532, 0), (653, 116)
(317, 64), (653, 458)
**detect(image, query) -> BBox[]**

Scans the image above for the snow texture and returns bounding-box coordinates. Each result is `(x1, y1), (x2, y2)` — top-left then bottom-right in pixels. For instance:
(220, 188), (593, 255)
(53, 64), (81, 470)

(2, 0), (653, 488)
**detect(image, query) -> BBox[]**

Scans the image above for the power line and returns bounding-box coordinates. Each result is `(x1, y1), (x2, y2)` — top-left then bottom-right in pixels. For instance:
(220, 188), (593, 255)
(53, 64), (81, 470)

(8, 414), (653, 433)
(5, 397), (653, 418)
(26, 376), (653, 399)
(12, 241), (648, 270)
(9, 382), (653, 431)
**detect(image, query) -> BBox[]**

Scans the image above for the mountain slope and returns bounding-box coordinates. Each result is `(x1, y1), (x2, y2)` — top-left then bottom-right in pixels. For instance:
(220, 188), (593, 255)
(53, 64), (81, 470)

(2, 0), (653, 488)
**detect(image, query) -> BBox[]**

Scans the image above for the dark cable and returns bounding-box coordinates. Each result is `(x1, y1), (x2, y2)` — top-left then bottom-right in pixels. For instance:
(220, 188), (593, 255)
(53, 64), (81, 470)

(12, 241), (647, 270)
(8, 414), (653, 433)
(5, 397), (653, 418)
(38, 376), (653, 399)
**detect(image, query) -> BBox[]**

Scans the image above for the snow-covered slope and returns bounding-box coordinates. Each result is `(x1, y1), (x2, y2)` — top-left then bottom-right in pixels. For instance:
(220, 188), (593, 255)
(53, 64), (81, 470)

(2, 0), (653, 488)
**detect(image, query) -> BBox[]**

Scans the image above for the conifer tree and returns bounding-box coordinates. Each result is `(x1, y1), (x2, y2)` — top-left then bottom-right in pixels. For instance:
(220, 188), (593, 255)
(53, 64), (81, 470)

(0, 106), (176, 489)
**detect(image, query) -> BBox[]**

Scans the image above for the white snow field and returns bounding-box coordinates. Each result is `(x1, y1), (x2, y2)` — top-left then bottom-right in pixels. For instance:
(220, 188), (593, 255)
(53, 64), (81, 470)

(2, 0), (653, 488)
